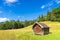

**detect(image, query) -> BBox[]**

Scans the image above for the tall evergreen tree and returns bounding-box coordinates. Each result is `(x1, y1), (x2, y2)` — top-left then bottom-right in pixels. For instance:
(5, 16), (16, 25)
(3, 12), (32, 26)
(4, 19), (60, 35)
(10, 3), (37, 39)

(47, 11), (51, 21)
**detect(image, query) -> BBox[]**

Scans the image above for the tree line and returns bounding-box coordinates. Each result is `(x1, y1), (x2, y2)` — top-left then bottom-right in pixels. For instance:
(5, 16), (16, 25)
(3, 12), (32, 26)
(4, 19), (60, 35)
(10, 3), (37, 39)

(36, 7), (60, 22)
(0, 7), (60, 30)
(0, 20), (35, 30)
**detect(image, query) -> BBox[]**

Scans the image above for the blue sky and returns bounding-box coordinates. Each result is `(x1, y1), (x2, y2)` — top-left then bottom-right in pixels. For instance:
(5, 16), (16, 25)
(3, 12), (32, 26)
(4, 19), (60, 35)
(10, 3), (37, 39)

(0, 0), (60, 22)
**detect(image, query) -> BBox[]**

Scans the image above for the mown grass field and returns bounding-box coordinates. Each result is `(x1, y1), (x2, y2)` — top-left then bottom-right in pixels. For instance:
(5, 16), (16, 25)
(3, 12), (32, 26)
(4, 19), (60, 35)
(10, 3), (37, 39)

(0, 21), (60, 40)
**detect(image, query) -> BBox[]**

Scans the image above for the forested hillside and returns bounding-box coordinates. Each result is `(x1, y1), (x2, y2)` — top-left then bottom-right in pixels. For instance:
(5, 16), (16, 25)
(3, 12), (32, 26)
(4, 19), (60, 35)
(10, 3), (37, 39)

(0, 7), (60, 30)
(37, 7), (60, 21)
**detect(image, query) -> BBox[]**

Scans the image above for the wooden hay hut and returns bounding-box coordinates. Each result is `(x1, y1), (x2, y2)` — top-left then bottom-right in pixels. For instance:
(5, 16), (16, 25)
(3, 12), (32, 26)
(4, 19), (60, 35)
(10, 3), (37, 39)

(32, 22), (49, 35)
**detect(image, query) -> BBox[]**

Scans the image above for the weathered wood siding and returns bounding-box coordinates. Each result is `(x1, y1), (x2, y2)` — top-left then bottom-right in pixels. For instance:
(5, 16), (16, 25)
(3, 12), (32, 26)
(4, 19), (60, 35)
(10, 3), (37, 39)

(33, 25), (44, 35)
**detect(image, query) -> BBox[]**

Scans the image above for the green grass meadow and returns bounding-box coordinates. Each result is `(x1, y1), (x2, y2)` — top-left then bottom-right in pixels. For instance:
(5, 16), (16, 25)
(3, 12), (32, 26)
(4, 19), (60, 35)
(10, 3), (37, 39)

(0, 21), (60, 40)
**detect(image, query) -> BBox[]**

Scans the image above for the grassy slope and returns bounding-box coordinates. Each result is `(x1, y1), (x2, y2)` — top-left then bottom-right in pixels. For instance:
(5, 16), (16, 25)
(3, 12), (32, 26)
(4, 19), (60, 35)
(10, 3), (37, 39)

(0, 21), (60, 40)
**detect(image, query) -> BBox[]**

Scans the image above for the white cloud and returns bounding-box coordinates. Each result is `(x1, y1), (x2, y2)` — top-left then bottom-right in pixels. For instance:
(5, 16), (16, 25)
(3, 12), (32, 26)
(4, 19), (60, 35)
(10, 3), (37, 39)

(3, 0), (19, 6)
(5, 0), (18, 3)
(0, 18), (9, 22)
(41, 0), (54, 9)
(48, 1), (54, 6)
(56, 0), (60, 4)
(41, 5), (45, 9)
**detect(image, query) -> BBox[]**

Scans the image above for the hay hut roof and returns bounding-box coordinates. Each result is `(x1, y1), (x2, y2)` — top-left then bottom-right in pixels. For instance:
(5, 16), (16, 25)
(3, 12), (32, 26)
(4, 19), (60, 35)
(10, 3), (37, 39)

(33, 22), (49, 28)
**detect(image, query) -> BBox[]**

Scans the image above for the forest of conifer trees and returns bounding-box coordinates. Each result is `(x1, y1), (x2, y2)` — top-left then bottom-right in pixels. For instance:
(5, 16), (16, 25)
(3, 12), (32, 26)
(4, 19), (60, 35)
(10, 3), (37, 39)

(0, 7), (60, 30)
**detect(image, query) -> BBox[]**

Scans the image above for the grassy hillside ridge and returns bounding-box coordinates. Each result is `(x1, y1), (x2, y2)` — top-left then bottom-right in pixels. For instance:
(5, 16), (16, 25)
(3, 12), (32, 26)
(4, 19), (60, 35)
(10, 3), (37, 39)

(0, 21), (60, 40)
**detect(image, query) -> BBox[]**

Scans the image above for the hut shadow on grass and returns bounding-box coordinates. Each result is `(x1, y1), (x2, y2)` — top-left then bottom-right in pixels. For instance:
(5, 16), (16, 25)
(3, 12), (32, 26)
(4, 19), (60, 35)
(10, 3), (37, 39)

(44, 32), (52, 35)
(34, 32), (52, 36)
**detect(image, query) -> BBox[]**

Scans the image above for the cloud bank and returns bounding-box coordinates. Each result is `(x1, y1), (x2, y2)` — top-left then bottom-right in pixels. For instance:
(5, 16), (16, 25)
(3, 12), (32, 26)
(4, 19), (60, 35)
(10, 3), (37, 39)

(0, 18), (9, 22)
